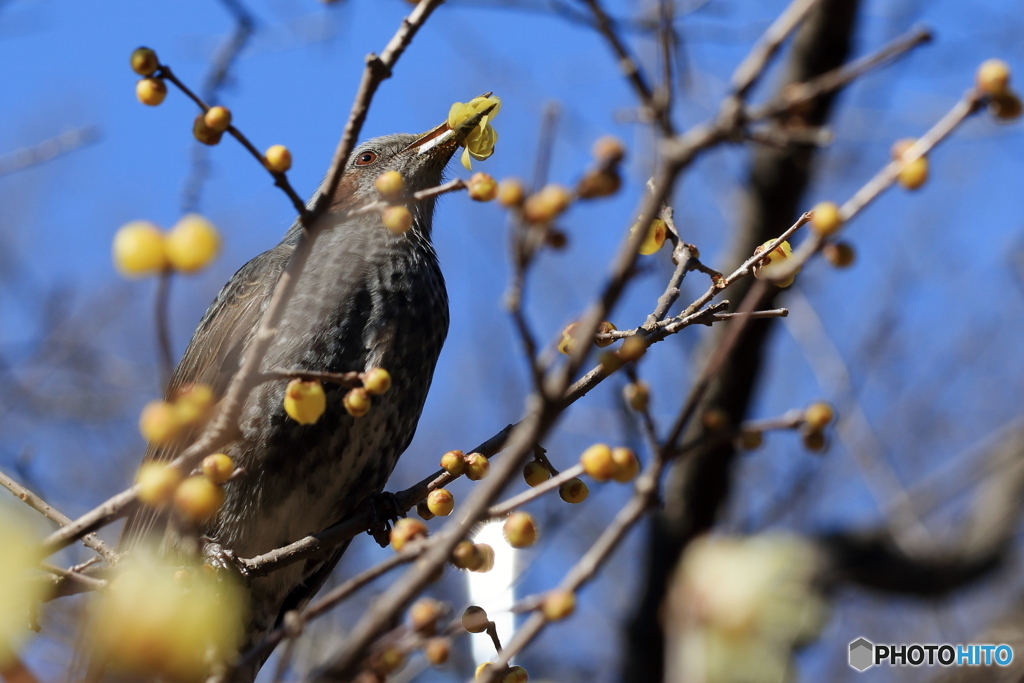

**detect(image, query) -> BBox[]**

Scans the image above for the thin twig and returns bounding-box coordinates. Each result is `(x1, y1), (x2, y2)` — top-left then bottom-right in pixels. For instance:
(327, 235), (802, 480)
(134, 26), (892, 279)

(577, 0), (673, 135)
(486, 464), (584, 519)
(0, 468), (116, 562)
(729, 0), (819, 98)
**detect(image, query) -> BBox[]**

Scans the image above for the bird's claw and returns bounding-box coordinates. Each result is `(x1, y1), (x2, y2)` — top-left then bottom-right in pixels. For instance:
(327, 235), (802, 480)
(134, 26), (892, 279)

(365, 492), (402, 548)
(202, 541), (251, 583)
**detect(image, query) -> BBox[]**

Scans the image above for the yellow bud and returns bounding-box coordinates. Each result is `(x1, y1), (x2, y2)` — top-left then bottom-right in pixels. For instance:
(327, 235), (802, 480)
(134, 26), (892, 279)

(173, 383), (214, 425)
(497, 178), (525, 207)
(113, 221), (168, 277)
(382, 205), (413, 234)
(503, 665), (529, 683)
(465, 452), (490, 481)
(632, 218), (666, 255)
(618, 336), (647, 362)
(136, 78), (167, 106)
(130, 48), (159, 76)
(390, 518), (428, 552)
(804, 402), (834, 429)
(473, 543), (495, 573)
(283, 379), (326, 425)
(476, 663), (498, 681)
(811, 201), (843, 236)
(173, 476), (225, 522)
(468, 172), (498, 202)
(753, 239), (798, 287)
(165, 214), (220, 273)
(580, 443), (617, 482)
(522, 461), (550, 487)
(541, 589), (576, 621)
(264, 145), (292, 173)
(375, 171), (404, 199)
(611, 447), (639, 483)
(624, 381), (649, 411)
(201, 454), (234, 484)
(343, 387), (371, 417)
(576, 168), (621, 199)
(558, 478), (589, 504)
(823, 241), (855, 268)
(440, 450), (467, 477)
(592, 135), (625, 164)
(136, 463), (183, 507)
(451, 540), (484, 570)
(502, 511), (538, 548)
(523, 184), (572, 223)
(363, 368), (392, 395)
(977, 59), (1011, 96)
(426, 489), (455, 517)
(897, 156), (929, 191)
(192, 113), (223, 146)
(409, 598), (441, 634)
(594, 321), (617, 348)
(424, 638), (450, 666)
(139, 400), (182, 444)
(204, 106), (232, 133)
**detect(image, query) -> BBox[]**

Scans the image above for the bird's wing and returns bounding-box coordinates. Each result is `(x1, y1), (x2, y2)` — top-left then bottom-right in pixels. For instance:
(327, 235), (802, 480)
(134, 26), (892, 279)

(118, 242), (294, 550)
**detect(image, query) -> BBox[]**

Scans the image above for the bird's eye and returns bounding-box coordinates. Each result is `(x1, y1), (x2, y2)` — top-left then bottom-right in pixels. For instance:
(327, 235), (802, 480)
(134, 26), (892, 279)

(355, 151), (378, 166)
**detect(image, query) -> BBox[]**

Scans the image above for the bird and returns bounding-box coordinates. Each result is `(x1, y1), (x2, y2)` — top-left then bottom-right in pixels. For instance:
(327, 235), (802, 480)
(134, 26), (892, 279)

(113, 109), (491, 682)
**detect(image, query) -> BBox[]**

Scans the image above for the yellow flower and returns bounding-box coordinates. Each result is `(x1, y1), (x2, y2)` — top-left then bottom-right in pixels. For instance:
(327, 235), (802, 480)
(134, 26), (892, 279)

(89, 551), (244, 681)
(0, 510), (47, 670)
(447, 95), (501, 171)
(753, 239), (799, 288)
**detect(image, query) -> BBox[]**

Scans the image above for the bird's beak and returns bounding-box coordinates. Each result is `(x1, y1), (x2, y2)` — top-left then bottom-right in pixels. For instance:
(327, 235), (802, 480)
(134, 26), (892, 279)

(404, 97), (498, 156)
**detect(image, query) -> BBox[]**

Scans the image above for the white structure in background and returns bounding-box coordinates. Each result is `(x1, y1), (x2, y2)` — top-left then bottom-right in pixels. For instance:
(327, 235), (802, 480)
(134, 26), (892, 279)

(467, 522), (515, 666)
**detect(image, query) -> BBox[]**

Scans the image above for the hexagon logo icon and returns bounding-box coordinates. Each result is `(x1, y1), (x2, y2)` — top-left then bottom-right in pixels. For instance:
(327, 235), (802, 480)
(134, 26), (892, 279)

(849, 638), (874, 671)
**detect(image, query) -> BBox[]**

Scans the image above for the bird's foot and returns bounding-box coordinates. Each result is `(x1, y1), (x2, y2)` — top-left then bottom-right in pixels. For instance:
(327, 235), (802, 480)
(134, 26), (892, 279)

(202, 541), (251, 583)
(365, 492), (402, 548)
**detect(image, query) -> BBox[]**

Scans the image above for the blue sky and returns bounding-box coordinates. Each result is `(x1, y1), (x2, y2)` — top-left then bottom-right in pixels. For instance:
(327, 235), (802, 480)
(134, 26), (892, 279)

(3, 0), (1024, 681)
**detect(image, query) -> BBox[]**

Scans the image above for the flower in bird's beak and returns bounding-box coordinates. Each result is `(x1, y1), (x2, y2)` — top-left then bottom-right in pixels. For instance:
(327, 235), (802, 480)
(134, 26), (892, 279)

(448, 95), (501, 170)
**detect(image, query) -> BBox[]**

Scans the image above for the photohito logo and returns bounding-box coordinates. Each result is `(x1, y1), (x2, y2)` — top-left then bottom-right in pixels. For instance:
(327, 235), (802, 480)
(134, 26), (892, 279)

(848, 638), (1014, 671)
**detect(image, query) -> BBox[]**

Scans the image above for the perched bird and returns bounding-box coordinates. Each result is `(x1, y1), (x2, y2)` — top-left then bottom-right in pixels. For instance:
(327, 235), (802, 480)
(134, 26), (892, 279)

(115, 110), (491, 681)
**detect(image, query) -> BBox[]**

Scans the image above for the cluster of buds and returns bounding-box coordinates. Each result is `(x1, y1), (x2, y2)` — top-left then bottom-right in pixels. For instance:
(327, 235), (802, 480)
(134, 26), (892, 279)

(579, 443), (640, 483)
(113, 215), (220, 277)
(439, 449), (490, 481)
(136, 450), (237, 523)
(139, 383), (215, 445)
(282, 368), (391, 425)
(451, 540), (495, 572)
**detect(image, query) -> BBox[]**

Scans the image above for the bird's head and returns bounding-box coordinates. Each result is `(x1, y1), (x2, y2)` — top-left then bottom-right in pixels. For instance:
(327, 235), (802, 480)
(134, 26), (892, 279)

(328, 99), (499, 218)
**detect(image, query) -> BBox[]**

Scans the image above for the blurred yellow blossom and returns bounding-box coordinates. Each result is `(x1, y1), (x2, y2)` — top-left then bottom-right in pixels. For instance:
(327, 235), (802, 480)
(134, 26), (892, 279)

(0, 510), (47, 670)
(668, 534), (825, 683)
(89, 551), (244, 681)
(448, 95), (501, 171)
